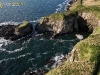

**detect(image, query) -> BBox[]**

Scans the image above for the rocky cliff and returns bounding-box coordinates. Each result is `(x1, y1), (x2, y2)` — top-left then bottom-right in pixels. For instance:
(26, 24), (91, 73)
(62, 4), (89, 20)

(35, 12), (79, 37)
(35, 0), (100, 75)
(35, 6), (100, 37)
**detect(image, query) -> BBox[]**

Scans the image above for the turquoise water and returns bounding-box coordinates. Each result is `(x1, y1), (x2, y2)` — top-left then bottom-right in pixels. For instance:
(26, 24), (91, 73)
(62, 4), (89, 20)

(0, 0), (83, 75)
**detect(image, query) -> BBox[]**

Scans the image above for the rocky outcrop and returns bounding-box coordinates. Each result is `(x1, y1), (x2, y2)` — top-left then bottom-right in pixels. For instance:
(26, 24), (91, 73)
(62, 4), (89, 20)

(33, 0), (100, 75)
(0, 25), (16, 39)
(0, 21), (33, 41)
(35, 12), (79, 37)
(45, 26), (100, 75)
(35, 11), (100, 37)
(77, 12), (100, 32)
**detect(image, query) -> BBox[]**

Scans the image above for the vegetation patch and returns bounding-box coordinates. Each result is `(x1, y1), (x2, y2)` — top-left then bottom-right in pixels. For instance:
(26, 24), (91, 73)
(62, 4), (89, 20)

(72, 5), (100, 19)
(45, 61), (95, 75)
(44, 0), (100, 75)
(18, 21), (30, 28)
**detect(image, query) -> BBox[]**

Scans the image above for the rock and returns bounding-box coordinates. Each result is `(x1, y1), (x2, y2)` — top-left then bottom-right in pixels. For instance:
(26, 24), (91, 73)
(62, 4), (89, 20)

(11, 21), (33, 40)
(0, 21), (33, 41)
(35, 11), (100, 38)
(0, 25), (16, 39)
(75, 34), (84, 40)
(35, 12), (79, 37)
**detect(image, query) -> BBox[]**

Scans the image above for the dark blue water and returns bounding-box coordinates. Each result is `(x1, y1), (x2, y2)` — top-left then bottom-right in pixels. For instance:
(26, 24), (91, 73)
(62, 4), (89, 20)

(0, 0), (72, 23)
(0, 0), (82, 75)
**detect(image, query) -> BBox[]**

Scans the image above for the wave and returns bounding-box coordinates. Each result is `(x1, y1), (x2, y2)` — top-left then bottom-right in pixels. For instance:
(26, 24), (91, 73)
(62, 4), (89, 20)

(5, 47), (24, 54)
(0, 38), (12, 47)
(41, 54), (64, 69)
(0, 17), (42, 26)
(0, 52), (32, 64)
(29, 18), (43, 23)
(55, 0), (73, 13)
(51, 54), (64, 68)
(0, 21), (21, 26)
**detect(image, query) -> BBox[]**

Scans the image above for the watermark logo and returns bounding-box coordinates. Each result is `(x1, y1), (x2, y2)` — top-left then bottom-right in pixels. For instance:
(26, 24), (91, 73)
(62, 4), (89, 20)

(0, 2), (25, 8)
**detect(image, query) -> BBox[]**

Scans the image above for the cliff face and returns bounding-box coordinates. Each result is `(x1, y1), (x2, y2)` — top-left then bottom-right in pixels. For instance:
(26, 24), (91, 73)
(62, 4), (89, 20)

(37, 0), (100, 75)
(45, 26), (100, 75)
(35, 12), (78, 37)
(36, 11), (100, 37)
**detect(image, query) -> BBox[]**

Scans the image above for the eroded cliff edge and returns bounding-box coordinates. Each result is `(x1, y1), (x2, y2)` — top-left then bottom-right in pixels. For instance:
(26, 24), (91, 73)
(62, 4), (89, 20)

(35, 0), (100, 75)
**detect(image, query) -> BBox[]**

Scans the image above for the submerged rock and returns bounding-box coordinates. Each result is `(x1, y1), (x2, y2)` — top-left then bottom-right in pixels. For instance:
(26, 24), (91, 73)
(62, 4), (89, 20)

(0, 21), (33, 41)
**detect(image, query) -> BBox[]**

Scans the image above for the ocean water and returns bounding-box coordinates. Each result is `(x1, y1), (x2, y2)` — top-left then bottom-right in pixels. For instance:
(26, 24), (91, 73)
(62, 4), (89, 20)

(0, 0), (82, 75)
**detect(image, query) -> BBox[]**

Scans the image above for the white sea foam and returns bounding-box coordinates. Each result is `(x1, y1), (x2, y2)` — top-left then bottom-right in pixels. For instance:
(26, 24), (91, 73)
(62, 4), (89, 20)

(6, 47), (24, 54)
(0, 57), (16, 63)
(0, 52), (32, 63)
(35, 33), (43, 36)
(55, 0), (74, 13)
(17, 53), (32, 58)
(42, 52), (48, 54)
(36, 53), (41, 58)
(55, 0), (70, 13)
(29, 17), (43, 23)
(29, 19), (40, 23)
(28, 58), (35, 61)
(51, 54), (64, 68)
(0, 38), (13, 54)
(40, 37), (44, 41)
(0, 21), (21, 26)
(0, 18), (41, 26)
(0, 38), (11, 47)
(55, 4), (62, 13)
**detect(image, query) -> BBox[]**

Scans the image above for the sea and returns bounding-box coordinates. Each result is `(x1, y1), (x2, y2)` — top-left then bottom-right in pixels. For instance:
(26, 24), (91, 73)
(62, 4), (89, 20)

(0, 0), (88, 75)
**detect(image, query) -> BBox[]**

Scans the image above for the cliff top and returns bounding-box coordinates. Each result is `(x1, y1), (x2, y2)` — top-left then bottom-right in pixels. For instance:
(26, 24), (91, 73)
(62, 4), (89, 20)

(44, 0), (100, 75)
(83, 0), (100, 6)
(70, 0), (100, 10)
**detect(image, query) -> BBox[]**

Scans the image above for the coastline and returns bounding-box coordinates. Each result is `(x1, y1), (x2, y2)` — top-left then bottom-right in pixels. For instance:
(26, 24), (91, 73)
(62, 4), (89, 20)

(38, 0), (100, 75)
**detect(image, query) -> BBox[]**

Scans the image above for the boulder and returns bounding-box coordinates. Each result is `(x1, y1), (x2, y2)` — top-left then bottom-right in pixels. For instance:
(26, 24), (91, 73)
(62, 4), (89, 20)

(0, 21), (33, 41)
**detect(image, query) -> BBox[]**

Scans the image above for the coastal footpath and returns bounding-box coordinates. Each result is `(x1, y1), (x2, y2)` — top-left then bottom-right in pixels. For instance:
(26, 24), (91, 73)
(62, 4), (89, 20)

(36, 0), (100, 75)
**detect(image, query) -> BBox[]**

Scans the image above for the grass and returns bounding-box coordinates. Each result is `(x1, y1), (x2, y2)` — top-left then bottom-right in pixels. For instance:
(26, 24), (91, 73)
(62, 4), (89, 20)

(72, 5), (100, 19)
(75, 27), (100, 62)
(92, 26), (100, 35)
(49, 12), (66, 20)
(0, 3), (2, 8)
(42, 4), (100, 23)
(94, 0), (99, 1)
(40, 11), (77, 23)
(45, 25), (100, 75)
(18, 21), (29, 28)
(45, 61), (95, 75)
(98, 70), (100, 75)
(75, 41), (100, 62)
(44, 1), (100, 75)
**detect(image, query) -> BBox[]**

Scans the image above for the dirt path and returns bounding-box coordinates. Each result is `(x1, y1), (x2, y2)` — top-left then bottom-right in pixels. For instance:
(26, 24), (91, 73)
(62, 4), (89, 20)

(83, 0), (100, 6)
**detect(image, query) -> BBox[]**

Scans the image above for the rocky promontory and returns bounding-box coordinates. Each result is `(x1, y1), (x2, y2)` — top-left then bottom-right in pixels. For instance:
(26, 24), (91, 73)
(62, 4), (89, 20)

(35, 0), (100, 75)
(35, 7), (99, 37)
(35, 12), (79, 37)
(0, 21), (33, 41)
